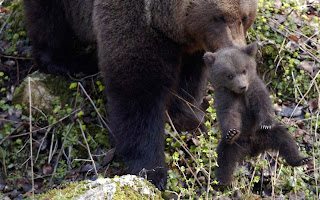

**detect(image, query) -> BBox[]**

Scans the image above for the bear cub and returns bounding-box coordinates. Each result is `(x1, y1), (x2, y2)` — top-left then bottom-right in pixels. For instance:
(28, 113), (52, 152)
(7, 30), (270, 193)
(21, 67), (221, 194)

(203, 43), (311, 186)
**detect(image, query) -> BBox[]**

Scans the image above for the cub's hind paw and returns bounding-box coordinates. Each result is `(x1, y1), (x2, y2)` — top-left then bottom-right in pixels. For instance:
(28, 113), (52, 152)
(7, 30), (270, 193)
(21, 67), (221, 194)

(226, 129), (240, 143)
(301, 157), (312, 165)
(288, 157), (312, 166)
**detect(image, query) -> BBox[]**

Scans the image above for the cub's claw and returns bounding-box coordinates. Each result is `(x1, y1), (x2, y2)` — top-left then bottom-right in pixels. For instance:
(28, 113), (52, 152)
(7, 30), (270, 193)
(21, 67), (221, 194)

(259, 118), (273, 130)
(260, 125), (272, 130)
(226, 129), (240, 143)
(301, 157), (312, 165)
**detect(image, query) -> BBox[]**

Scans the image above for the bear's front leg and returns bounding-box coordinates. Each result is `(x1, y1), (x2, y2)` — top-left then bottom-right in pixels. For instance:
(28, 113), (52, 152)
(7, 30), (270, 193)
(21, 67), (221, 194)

(168, 52), (209, 132)
(106, 69), (177, 191)
(93, 1), (181, 189)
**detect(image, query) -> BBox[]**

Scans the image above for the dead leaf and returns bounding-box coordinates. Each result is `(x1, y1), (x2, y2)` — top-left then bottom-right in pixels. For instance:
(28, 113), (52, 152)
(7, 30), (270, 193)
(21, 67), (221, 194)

(274, 104), (282, 114)
(274, 0), (282, 9)
(303, 135), (313, 144)
(192, 137), (200, 146)
(274, 14), (286, 24)
(42, 164), (53, 175)
(289, 35), (299, 41)
(297, 61), (319, 77)
(297, 61), (314, 73)
(295, 129), (307, 137)
(296, 121), (304, 128)
(308, 99), (318, 112)
(1, 8), (9, 13)
(285, 41), (300, 51)
(283, 102), (290, 106)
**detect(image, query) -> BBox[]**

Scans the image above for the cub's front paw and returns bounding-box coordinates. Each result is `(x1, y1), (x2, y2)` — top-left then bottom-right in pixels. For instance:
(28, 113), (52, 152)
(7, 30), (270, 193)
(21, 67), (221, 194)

(226, 129), (240, 143)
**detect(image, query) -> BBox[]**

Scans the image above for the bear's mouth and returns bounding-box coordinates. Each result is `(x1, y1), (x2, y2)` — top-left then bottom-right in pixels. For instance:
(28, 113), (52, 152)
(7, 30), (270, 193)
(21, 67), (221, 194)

(234, 87), (248, 94)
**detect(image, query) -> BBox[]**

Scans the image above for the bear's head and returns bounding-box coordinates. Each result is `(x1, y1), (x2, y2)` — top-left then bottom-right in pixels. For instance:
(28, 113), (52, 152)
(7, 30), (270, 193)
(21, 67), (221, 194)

(185, 0), (257, 52)
(203, 43), (258, 94)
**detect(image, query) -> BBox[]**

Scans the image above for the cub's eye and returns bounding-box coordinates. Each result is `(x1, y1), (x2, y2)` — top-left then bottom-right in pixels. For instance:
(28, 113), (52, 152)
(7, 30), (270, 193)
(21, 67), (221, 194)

(213, 16), (225, 23)
(228, 74), (233, 80)
(242, 70), (246, 74)
(242, 16), (248, 23)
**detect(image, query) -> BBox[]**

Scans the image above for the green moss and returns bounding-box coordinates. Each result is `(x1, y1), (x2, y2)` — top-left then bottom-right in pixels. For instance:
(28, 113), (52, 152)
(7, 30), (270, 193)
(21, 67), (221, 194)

(33, 181), (87, 200)
(12, 72), (73, 115)
(12, 79), (26, 106)
(41, 74), (72, 103)
(112, 178), (162, 200)
(33, 176), (162, 200)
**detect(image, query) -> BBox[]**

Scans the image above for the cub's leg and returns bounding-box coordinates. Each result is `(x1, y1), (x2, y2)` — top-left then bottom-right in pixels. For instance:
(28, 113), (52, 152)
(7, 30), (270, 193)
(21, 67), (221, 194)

(168, 52), (209, 132)
(215, 139), (246, 185)
(260, 124), (311, 166)
(246, 78), (274, 130)
(214, 90), (243, 144)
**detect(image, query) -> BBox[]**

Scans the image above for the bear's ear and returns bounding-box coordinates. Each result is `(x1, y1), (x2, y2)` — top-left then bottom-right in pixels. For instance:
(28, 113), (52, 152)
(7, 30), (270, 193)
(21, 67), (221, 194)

(243, 42), (258, 57)
(203, 52), (217, 65)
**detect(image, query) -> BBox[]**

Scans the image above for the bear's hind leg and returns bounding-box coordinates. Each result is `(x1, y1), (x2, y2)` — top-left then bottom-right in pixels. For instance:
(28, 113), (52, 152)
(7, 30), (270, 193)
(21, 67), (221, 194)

(262, 124), (310, 166)
(215, 139), (246, 185)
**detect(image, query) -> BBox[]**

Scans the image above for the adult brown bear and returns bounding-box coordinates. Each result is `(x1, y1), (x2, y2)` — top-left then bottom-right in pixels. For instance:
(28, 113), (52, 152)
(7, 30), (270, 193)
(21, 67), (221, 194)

(23, 0), (258, 190)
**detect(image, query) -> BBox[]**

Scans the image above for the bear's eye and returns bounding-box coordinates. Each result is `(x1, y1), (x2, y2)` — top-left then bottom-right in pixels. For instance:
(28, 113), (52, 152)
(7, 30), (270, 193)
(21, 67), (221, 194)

(242, 70), (246, 74)
(228, 74), (233, 80)
(242, 16), (248, 24)
(213, 16), (225, 23)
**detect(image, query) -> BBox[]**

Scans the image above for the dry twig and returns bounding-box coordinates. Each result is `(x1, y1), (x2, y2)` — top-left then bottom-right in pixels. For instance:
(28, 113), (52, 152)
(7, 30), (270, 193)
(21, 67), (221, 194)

(28, 77), (35, 198)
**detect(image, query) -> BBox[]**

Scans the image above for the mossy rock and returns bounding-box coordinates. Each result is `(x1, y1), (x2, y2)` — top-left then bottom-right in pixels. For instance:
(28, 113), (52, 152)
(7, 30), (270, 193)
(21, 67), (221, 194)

(13, 71), (72, 115)
(35, 175), (163, 200)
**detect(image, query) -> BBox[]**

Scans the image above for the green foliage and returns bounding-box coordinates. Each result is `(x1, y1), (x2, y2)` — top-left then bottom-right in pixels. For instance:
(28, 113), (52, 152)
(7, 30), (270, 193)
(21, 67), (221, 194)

(1, 75), (111, 191)
(164, 98), (220, 199)
(248, 0), (319, 100)
(1, 0), (29, 55)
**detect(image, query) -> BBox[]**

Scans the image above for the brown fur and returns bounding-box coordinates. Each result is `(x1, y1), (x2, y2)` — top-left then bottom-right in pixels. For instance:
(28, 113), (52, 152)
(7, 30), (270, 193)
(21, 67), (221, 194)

(204, 43), (310, 186)
(24, 0), (258, 190)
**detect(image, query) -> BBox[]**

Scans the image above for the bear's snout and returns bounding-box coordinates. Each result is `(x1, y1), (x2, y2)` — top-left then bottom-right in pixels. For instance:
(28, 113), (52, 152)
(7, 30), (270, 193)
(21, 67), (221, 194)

(239, 85), (247, 91)
(233, 76), (248, 93)
(235, 84), (247, 93)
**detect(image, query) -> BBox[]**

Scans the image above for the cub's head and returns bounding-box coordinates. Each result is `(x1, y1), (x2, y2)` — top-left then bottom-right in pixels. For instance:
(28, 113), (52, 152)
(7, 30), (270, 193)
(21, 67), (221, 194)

(203, 43), (258, 94)
(185, 0), (257, 52)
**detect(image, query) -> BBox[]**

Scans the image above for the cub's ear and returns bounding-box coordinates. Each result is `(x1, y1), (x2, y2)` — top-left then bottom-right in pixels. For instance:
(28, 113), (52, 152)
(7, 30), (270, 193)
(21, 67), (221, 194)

(203, 52), (217, 66)
(243, 42), (258, 57)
